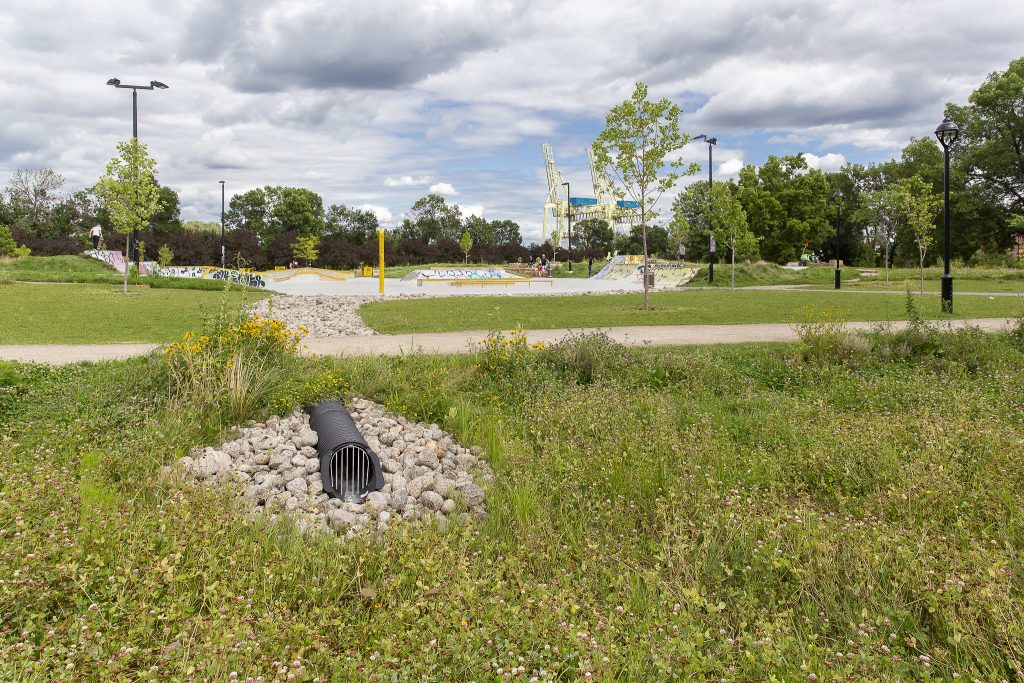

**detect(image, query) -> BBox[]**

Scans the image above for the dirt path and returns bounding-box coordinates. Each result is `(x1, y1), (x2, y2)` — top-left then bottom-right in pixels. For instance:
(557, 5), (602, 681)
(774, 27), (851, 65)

(1, 318), (1015, 365)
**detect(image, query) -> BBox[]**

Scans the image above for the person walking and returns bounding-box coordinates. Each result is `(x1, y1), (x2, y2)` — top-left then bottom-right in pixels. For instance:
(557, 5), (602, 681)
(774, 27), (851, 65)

(89, 224), (102, 250)
(587, 256), (594, 277)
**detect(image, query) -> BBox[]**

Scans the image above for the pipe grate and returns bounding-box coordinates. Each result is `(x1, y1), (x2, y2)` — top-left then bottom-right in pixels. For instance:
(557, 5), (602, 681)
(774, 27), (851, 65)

(330, 445), (375, 503)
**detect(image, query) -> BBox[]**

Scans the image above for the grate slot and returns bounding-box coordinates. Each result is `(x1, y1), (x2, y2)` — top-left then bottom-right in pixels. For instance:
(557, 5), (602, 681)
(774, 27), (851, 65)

(331, 445), (374, 502)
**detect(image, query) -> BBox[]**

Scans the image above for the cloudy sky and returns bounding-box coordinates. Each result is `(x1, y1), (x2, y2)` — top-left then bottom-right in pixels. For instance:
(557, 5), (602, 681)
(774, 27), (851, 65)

(1, 0), (1022, 242)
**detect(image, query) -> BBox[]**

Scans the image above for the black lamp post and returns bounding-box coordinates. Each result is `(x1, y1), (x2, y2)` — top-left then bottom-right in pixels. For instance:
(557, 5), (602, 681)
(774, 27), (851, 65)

(693, 134), (718, 283)
(219, 181), (226, 269)
(935, 116), (959, 313)
(106, 77), (169, 271)
(831, 190), (844, 289)
(562, 181), (572, 272)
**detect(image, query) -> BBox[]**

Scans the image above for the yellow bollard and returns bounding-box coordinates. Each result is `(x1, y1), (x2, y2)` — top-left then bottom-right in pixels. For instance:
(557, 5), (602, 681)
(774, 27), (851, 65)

(378, 229), (385, 294)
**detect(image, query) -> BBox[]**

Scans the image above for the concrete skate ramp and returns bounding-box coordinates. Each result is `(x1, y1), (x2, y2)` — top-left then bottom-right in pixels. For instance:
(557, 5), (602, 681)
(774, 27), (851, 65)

(592, 255), (698, 286)
(400, 268), (522, 281)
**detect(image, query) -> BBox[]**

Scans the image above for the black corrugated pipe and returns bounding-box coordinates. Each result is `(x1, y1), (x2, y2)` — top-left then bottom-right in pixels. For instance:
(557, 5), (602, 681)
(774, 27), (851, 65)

(306, 400), (384, 502)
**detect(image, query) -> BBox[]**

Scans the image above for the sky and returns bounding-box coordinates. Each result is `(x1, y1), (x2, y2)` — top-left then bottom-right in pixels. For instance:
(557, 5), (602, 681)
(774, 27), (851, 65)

(1, 0), (1022, 243)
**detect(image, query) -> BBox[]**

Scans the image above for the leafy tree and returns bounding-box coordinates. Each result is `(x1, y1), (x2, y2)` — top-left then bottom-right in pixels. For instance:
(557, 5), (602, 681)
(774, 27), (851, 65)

(460, 230), (473, 263)
(325, 204), (379, 244)
(157, 244), (174, 268)
(463, 214), (493, 248)
(182, 220), (221, 233)
(4, 168), (65, 237)
(489, 219), (522, 247)
(400, 194), (463, 244)
(0, 224), (17, 256)
(947, 56), (1024, 213)
(225, 188), (272, 240)
(51, 189), (100, 242)
(576, 218), (614, 255)
(292, 234), (320, 266)
(736, 154), (832, 264)
(273, 187), (324, 237)
(151, 185), (182, 239)
(592, 81), (698, 309)
(94, 139), (162, 293)
(901, 176), (941, 292)
(673, 181), (757, 286)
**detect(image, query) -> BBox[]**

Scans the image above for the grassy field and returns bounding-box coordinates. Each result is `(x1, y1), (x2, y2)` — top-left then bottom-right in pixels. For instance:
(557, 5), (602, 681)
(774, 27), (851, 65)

(0, 283), (267, 344)
(1, 315), (1022, 679)
(0, 255), (266, 292)
(359, 288), (1023, 334)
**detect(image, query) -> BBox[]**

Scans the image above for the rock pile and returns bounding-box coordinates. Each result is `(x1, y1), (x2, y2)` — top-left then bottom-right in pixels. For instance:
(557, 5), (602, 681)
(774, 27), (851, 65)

(251, 295), (382, 337)
(175, 398), (492, 537)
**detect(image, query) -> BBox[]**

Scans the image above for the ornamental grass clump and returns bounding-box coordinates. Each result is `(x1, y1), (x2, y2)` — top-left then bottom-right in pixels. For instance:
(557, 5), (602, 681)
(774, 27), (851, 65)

(164, 313), (307, 426)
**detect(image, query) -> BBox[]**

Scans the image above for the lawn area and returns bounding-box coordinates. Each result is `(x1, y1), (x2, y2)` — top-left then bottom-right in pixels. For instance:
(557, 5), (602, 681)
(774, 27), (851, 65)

(2, 320), (1023, 679)
(0, 255), (267, 292)
(685, 261), (1024, 290)
(359, 287), (1024, 334)
(0, 282), (266, 344)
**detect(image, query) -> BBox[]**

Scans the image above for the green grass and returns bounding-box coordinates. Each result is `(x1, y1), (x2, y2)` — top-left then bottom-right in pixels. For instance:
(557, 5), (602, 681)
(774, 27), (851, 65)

(359, 288), (1023, 334)
(2, 321), (1023, 679)
(0, 255), (264, 292)
(685, 261), (1024, 290)
(0, 283), (267, 344)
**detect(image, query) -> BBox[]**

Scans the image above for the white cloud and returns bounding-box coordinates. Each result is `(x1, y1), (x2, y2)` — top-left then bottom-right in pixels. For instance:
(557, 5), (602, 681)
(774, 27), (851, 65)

(428, 182), (458, 195)
(460, 204), (485, 218)
(717, 158), (744, 176)
(384, 175), (430, 187)
(358, 204), (393, 222)
(804, 153), (848, 172)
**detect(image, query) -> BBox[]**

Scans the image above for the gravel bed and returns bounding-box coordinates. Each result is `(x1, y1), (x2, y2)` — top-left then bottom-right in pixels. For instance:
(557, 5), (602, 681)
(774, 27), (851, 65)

(172, 398), (493, 537)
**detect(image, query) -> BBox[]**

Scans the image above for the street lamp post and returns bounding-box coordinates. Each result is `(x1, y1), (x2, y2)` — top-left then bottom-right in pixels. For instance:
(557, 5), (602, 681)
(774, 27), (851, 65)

(106, 77), (169, 271)
(935, 116), (959, 313)
(693, 134), (718, 284)
(831, 190), (844, 289)
(562, 181), (572, 273)
(219, 181), (226, 269)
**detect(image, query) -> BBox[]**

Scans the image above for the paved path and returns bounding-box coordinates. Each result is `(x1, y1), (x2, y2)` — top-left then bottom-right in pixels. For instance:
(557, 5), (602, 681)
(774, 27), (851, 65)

(1, 318), (1015, 365)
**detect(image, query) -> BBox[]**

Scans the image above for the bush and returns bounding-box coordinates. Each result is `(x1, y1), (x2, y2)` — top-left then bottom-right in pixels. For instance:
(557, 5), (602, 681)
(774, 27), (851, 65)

(0, 224), (16, 256)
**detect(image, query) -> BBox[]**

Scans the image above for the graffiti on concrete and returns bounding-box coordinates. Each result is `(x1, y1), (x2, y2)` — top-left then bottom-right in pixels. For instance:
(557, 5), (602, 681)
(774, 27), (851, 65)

(158, 266), (267, 288)
(84, 249), (126, 274)
(414, 269), (513, 279)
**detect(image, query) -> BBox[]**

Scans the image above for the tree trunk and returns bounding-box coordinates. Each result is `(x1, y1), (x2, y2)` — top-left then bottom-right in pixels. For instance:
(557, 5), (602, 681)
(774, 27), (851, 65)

(919, 246), (926, 294)
(123, 234), (129, 295)
(641, 205), (649, 311)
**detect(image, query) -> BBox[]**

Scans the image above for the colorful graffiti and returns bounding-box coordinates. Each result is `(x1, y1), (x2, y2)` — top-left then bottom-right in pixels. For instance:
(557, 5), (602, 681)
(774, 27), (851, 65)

(84, 249), (126, 273)
(592, 255), (697, 286)
(401, 269), (520, 281)
(158, 266), (267, 288)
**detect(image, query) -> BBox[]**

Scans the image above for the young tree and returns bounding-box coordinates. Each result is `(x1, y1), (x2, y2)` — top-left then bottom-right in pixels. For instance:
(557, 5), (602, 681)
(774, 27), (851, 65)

(460, 230), (473, 263)
(592, 82), (698, 309)
(674, 181), (757, 287)
(899, 176), (941, 293)
(863, 184), (909, 283)
(292, 234), (320, 267)
(0, 224), (17, 256)
(94, 139), (162, 293)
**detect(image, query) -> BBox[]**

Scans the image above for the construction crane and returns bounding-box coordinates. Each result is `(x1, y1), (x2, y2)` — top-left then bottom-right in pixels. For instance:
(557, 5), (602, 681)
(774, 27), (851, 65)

(541, 143), (641, 245)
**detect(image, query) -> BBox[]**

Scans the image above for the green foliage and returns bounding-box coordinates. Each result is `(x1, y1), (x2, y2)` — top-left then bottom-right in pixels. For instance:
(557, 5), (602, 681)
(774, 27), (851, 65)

(11, 244), (30, 258)
(157, 244), (174, 267)
(398, 193), (463, 244)
(325, 204), (379, 243)
(736, 154), (832, 263)
(291, 233), (320, 265)
(459, 229), (473, 262)
(576, 218), (614, 254)
(2, 168), (65, 237)
(674, 180), (759, 262)
(226, 186), (325, 245)
(947, 55), (1024, 213)
(0, 270), (12, 285)
(0, 223), (16, 256)
(181, 219), (221, 233)
(593, 81), (699, 308)
(94, 139), (162, 237)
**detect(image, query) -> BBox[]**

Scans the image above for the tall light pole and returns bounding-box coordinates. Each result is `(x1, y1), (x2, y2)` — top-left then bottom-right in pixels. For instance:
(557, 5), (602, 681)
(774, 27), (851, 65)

(106, 77), (169, 271)
(693, 134), (717, 284)
(562, 181), (572, 273)
(831, 191), (844, 289)
(219, 181), (226, 269)
(935, 116), (959, 313)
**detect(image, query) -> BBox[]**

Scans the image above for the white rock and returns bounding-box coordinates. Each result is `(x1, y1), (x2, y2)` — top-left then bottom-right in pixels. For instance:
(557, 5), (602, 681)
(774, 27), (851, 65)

(286, 478), (308, 496)
(421, 491), (444, 511)
(365, 491), (388, 511)
(407, 475), (434, 498)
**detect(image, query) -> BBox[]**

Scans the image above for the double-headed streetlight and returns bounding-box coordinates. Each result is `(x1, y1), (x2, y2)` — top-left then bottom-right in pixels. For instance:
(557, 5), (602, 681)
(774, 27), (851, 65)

(106, 77), (169, 270)
(934, 116), (959, 313)
(219, 181), (226, 269)
(562, 181), (572, 272)
(693, 134), (718, 284)
(831, 190), (844, 289)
